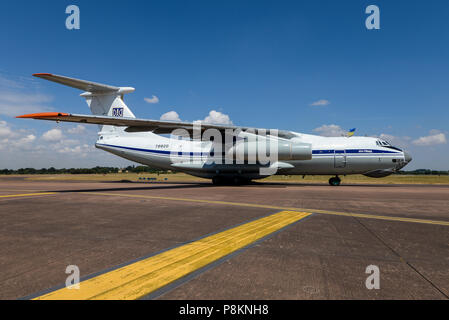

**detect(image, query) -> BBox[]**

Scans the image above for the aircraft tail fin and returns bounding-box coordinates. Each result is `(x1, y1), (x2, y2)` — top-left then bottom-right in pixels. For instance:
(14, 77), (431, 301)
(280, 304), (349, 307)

(33, 73), (136, 133)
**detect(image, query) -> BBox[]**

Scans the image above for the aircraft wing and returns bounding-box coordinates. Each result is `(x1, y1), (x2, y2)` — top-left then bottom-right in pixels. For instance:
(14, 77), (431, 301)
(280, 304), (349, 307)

(16, 112), (298, 139)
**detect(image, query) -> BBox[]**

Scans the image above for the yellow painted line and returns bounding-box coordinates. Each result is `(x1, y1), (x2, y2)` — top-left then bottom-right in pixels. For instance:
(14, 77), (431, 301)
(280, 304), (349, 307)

(0, 189), (40, 193)
(0, 192), (56, 199)
(305, 209), (449, 226)
(34, 210), (311, 300)
(82, 192), (449, 227)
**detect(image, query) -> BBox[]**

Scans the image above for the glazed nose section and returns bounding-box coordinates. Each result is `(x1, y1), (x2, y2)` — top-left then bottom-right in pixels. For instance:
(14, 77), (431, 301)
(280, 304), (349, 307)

(404, 151), (412, 163)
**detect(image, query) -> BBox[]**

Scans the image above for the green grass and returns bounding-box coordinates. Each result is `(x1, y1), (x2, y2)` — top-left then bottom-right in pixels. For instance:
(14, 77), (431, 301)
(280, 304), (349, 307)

(4, 173), (447, 185)
(21, 173), (208, 182)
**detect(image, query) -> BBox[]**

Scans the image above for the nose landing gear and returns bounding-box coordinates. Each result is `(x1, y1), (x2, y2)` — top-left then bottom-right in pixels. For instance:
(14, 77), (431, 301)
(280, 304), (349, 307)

(329, 176), (341, 186)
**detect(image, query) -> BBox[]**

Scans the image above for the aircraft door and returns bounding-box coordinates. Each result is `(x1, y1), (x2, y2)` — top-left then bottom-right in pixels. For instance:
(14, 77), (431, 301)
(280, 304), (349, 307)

(334, 150), (346, 168)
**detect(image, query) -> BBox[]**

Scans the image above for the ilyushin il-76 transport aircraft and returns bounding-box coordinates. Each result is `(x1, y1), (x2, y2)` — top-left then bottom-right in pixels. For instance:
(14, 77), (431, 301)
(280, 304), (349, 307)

(17, 74), (412, 186)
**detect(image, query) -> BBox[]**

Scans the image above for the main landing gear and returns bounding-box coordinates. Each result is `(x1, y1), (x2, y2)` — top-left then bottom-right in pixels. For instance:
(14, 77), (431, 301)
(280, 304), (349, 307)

(212, 177), (251, 186)
(329, 176), (341, 186)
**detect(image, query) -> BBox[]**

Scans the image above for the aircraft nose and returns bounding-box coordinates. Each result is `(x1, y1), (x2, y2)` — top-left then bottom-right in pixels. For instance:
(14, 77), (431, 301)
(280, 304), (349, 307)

(404, 151), (412, 163)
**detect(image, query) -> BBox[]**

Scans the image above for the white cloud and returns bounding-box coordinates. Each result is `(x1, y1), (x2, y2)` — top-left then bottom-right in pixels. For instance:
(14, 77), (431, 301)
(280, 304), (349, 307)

(160, 111), (181, 121)
(0, 120), (13, 138)
(0, 93), (53, 117)
(67, 125), (87, 135)
(0, 74), (53, 117)
(42, 128), (64, 142)
(18, 134), (36, 144)
(310, 99), (330, 107)
(144, 95), (160, 104)
(0, 92), (51, 104)
(0, 117), (134, 169)
(0, 75), (24, 89)
(0, 119), (36, 151)
(161, 109), (233, 125)
(429, 129), (442, 135)
(201, 110), (233, 125)
(60, 139), (81, 146)
(313, 124), (345, 137)
(58, 144), (91, 156)
(412, 131), (447, 146)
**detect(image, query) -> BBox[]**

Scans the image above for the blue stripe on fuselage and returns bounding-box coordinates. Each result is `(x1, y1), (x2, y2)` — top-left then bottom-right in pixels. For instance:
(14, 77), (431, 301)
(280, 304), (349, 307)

(97, 143), (401, 157)
(96, 143), (206, 156)
(313, 149), (399, 155)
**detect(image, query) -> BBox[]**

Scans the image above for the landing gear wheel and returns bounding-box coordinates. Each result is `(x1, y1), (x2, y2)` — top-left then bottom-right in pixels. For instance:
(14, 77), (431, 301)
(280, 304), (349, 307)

(329, 177), (341, 186)
(212, 177), (231, 186)
(212, 177), (221, 185)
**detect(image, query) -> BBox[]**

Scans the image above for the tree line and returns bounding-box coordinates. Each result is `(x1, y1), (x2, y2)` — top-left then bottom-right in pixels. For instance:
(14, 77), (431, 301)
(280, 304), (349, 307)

(0, 166), (170, 175)
(0, 167), (447, 175)
(395, 169), (449, 176)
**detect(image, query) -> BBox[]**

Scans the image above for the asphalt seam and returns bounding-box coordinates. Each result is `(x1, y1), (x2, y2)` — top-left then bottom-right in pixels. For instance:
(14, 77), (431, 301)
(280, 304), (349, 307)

(80, 191), (449, 227)
(352, 216), (449, 299)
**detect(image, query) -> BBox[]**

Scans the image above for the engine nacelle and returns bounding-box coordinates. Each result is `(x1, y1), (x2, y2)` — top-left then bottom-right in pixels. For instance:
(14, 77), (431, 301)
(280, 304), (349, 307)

(228, 140), (312, 161)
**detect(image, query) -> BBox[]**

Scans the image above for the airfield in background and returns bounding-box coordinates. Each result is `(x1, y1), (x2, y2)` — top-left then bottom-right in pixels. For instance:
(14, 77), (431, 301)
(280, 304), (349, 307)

(18, 172), (449, 185)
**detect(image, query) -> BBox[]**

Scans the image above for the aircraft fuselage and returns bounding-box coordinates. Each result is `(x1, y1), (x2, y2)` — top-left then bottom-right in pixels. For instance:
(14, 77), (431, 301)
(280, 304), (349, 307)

(95, 131), (412, 181)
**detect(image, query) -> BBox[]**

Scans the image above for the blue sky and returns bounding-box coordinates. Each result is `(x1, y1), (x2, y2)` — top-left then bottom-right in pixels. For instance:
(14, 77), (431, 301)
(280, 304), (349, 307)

(0, 0), (448, 169)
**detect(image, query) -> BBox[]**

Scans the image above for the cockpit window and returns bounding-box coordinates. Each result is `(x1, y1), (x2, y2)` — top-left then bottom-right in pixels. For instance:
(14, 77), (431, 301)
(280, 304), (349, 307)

(377, 140), (391, 147)
(377, 139), (402, 151)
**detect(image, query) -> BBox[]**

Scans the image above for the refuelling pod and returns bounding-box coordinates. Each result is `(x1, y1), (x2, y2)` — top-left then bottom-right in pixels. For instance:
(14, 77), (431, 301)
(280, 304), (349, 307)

(228, 141), (312, 161)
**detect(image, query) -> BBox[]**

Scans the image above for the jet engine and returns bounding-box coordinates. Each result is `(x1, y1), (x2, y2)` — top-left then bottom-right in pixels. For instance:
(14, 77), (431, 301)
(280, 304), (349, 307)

(227, 140), (312, 161)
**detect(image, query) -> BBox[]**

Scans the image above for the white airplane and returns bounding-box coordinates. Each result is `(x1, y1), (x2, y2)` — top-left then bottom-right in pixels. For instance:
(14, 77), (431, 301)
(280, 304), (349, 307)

(17, 74), (412, 186)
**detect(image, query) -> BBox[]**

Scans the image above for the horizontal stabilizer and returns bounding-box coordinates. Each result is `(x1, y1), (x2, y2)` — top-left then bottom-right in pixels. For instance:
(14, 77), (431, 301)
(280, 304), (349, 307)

(33, 73), (122, 93)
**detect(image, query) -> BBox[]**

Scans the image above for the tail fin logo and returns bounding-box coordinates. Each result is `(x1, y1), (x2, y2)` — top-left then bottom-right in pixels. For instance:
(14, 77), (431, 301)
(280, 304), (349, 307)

(112, 108), (124, 117)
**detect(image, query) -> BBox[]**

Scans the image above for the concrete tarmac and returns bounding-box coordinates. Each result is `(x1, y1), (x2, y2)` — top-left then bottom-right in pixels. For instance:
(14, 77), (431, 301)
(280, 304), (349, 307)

(0, 177), (448, 299)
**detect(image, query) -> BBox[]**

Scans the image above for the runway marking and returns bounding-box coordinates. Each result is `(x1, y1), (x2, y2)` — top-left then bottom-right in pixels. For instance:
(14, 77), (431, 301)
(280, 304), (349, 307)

(0, 192), (56, 199)
(82, 192), (449, 227)
(33, 210), (311, 300)
(0, 189), (41, 193)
